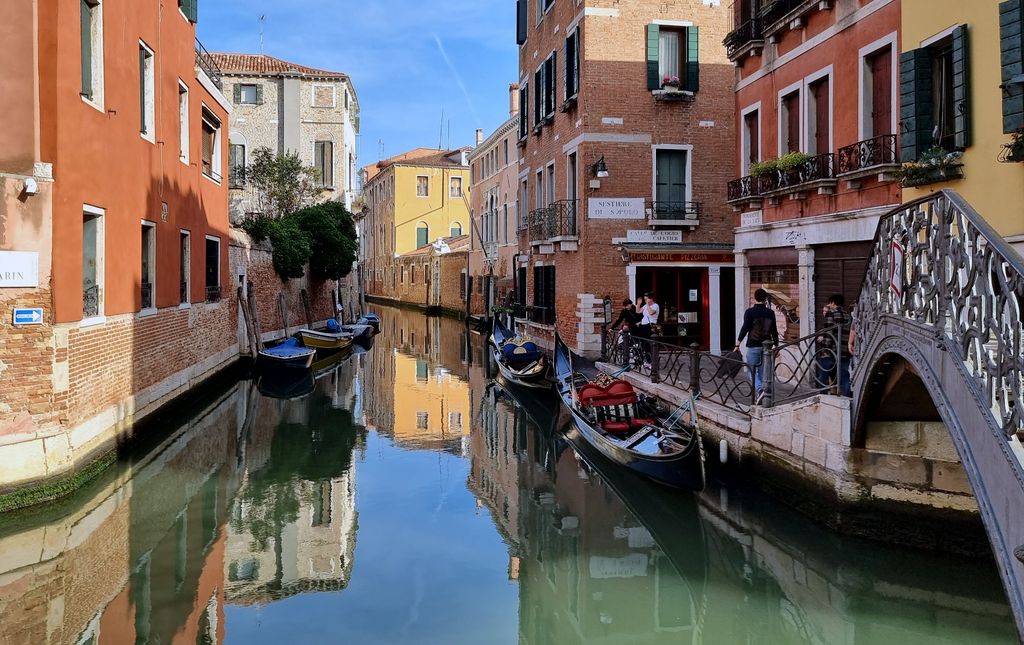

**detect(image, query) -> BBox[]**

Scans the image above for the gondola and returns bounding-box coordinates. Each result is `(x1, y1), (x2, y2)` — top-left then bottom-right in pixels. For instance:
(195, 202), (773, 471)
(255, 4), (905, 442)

(258, 337), (316, 370)
(490, 317), (550, 388)
(553, 332), (705, 491)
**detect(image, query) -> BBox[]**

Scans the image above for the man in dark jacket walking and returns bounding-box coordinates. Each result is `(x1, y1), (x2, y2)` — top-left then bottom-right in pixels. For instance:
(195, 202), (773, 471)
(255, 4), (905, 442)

(735, 288), (780, 398)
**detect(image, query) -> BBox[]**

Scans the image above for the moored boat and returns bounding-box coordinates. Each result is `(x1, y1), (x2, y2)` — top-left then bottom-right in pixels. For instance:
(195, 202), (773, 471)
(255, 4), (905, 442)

(258, 337), (316, 370)
(490, 317), (549, 388)
(553, 332), (705, 491)
(297, 328), (357, 351)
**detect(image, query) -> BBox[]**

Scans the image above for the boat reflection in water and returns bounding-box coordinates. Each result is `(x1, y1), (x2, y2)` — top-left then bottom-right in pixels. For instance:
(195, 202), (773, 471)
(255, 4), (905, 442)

(0, 304), (1015, 644)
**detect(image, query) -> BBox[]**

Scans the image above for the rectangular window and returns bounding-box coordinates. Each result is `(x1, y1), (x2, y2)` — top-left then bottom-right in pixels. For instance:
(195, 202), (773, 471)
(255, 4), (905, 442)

(519, 178), (528, 229)
(503, 139), (509, 165)
(659, 28), (682, 82)
(81, 0), (102, 103)
(655, 149), (688, 204)
(401, 265), (405, 284)
(931, 40), (956, 151)
(567, 152), (578, 201)
(532, 265), (556, 325)
(229, 143), (246, 187)
(201, 107), (221, 181)
(516, 0), (528, 45)
(416, 175), (429, 197)
(519, 84), (529, 138)
(535, 170), (543, 208)
(900, 27), (970, 159)
(648, 25), (700, 92)
(238, 83), (258, 104)
(411, 264), (417, 284)
(141, 221), (156, 311)
(742, 109), (760, 173)
(533, 67), (543, 127)
(315, 141), (334, 188)
(450, 176), (463, 198)
(543, 52), (556, 119)
(565, 29), (580, 99)
(546, 164), (555, 206)
(178, 82), (189, 162)
(178, 0), (197, 22)
(83, 208), (103, 320)
(1001, 1), (1024, 133)
(139, 43), (155, 138)
(808, 75), (830, 155)
(866, 45), (893, 137)
(502, 204), (508, 244)
(205, 236), (220, 301)
(179, 231), (190, 304)
(416, 411), (429, 428)
(781, 90), (801, 153)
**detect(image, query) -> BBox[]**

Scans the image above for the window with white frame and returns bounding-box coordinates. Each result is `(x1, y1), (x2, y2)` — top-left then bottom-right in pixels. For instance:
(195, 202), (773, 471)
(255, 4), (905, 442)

(139, 42), (155, 139)
(315, 141), (334, 188)
(567, 151), (578, 202)
(565, 28), (580, 99)
(140, 221), (156, 311)
(535, 169), (543, 208)
(654, 148), (689, 204)
(201, 106), (222, 181)
(179, 230), (190, 304)
(779, 87), (802, 154)
(519, 178), (527, 229)
(178, 82), (189, 163)
(205, 236), (221, 301)
(82, 206), (104, 320)
(741, 105), (760, 175)
(450, 176), (463, 198)
(237, 83), (260, 105)
(81, 0), (104, 105)
(862, 41), (894, 139)
(806, 73), (831, 155)
(416, 175), (429, 197)
(311, 84), (336, 108)
(546, 163), (555, 206)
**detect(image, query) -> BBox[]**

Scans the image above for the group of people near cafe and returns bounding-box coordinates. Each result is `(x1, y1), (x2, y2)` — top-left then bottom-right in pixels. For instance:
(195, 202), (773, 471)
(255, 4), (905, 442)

(611, 287), (854, 400)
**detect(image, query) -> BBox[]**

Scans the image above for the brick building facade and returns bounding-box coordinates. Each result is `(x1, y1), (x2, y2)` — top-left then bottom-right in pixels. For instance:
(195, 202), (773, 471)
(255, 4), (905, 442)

(725, 0), (902, 339)
(467, 86), (522, 317)
(515, 0), (736, 357)
(0, 0), (236, 495)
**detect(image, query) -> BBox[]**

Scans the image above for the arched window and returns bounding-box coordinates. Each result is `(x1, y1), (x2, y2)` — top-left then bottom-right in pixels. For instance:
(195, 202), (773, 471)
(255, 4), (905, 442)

(450, 221), (462, 237)
(416, 222), (429, 248)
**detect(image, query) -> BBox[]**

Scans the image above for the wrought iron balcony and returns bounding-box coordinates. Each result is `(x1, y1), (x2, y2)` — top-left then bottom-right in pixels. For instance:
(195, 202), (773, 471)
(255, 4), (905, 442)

(206, 285), (221, 303)
(837, 134), (899, 176)
(528, 200), (578, 243)
(141, 281), (153, 310)
(195, 38), (223, 90)
(724, 18), (764, 60)
(758, 153), (836, 196)
(759, 0), (829, 39)
(727, 175), (762, 203)
(648, 201), (702, 223)
(83, 284), (99, 318)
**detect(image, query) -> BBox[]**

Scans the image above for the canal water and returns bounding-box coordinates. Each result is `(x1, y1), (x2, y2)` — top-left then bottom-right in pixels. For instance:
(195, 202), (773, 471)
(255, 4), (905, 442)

(0, 305), (1015, 644)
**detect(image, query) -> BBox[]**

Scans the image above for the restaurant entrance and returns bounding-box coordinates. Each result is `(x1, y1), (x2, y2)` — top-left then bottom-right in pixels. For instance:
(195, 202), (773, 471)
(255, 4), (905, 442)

(635, 266), (735, 351)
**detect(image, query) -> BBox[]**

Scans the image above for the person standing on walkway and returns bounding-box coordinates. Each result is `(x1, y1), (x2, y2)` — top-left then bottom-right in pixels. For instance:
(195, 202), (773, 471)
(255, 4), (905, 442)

(735, 288), (779, 398)
(611, 298), (639, 333)
(636, 292), (660, 367)
(816, 294), (853, 397)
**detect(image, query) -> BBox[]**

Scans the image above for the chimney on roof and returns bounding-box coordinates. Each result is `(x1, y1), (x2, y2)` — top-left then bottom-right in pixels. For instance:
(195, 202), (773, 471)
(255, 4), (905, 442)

(509, 83), (520, 116)
(475, 128), (484, 146)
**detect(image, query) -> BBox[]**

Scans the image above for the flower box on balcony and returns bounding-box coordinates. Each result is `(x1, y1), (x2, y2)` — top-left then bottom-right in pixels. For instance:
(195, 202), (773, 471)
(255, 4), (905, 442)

(896, 148), (964, 188)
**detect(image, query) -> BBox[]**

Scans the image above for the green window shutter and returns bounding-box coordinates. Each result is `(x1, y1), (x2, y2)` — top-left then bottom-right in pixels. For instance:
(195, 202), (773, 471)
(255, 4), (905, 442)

(899, 48), (933, 162)
(417, 227), (428, 248)
(1001, 0), (1024, 133)
(684, 26), (700, 93)
(255, 83), (264, 105)
(81, 0), (92, 98)
(646, 24), (660, 90)
(190, 0), (198, 23)
(951, 24), (971, 149)
(516, 0), (528, 45)
(233, 83), (241, 104)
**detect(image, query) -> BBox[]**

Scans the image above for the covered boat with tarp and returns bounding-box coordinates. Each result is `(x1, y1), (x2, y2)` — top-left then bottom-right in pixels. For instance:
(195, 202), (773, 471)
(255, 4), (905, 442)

(553, 332), (705, 490)
(258, 337), (316, 370)
(490, 317), (549, 388)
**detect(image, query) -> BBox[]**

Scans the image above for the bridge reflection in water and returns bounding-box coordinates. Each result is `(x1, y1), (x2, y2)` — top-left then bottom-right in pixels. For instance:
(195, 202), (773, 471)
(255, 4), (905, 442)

(0, 304), (1014, 643)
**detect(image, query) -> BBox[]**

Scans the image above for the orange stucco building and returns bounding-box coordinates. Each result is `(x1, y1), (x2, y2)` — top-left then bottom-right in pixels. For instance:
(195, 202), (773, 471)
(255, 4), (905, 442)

(0, 0), (237, 499)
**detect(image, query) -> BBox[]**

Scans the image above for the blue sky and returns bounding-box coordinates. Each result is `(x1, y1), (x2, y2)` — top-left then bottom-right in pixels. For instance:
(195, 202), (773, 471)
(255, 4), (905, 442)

(198, 0), (519, 167)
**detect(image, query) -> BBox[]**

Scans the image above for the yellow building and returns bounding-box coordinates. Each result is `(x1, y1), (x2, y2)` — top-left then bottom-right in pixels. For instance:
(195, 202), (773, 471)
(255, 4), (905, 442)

(900, 0), (1024, 250)
(360, 147), (472, 297)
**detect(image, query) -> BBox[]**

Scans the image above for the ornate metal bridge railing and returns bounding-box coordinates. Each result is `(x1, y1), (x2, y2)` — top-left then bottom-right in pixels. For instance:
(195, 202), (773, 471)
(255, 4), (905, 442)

(854, 190), (1024, 439)
(763, 325), (845, 407)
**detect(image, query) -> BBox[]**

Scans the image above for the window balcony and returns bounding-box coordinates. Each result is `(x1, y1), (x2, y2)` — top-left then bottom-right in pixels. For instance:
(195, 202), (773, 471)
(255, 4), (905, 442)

(760, 0), (831, 42)
(726, 175), (763, 210)
(836, 134), (900, 188)
(646, 201), (702, 228)
(758, 152), (837, 202)
(528, 200), (578, 249)
(83, 285), (100, 319)
(724, 18), (764, 61)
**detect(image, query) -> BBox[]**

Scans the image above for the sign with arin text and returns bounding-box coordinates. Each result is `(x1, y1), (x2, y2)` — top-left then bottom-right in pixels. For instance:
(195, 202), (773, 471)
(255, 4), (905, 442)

(626, 230), (682, 244)
(629, 252), (735, 264)
(0, 251), (39, 288)
(588, 198), (645, 220)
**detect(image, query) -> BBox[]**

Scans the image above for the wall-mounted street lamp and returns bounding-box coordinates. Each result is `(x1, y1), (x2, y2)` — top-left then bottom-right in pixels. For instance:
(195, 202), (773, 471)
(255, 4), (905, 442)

(591, 156), (609, 178)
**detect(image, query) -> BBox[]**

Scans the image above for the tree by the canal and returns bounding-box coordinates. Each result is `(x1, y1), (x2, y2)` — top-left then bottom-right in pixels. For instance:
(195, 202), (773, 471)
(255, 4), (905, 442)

(246, 147), (322, 219)
(242, 201), (358, 281)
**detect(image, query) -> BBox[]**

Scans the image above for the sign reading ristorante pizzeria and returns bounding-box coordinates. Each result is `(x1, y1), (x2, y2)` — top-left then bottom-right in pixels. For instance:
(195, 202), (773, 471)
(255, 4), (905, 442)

(629, 251), (735, 264)
(588, 198), (645, 219)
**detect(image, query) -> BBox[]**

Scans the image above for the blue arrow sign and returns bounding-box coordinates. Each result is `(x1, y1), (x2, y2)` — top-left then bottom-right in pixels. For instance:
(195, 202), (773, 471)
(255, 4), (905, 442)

(12, 308), (43, 325)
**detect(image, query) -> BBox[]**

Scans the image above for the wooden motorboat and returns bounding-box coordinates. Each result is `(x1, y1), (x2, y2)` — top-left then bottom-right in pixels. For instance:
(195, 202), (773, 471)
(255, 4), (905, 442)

(297, 328), (357, 351)
(490, 317), (549, 388)
(553, 332), (705, 491)
(258, 337), (316, 370)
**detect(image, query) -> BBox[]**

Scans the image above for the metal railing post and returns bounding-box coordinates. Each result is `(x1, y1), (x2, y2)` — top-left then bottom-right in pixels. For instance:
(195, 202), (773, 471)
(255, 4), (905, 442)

(650, 340), (661, 383)
(762, 339), (775, 406)
(688, 343), (701, 395)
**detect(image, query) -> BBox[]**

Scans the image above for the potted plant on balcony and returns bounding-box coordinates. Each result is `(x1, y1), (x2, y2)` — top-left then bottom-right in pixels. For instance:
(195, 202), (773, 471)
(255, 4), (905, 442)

(749, 158), (778, 177)
(999, 128), (1024, 163)
(661, 75), (682, 92)
(896, 146), (964, 187)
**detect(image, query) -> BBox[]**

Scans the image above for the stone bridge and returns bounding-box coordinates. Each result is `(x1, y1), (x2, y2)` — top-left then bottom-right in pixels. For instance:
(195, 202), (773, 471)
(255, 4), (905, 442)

(853, 190), (1024, 635)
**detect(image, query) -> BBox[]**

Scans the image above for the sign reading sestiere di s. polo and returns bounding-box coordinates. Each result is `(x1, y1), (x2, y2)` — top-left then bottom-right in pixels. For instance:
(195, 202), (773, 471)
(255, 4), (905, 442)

(588, 198), (645, 219)
(0, 251), (40, 288)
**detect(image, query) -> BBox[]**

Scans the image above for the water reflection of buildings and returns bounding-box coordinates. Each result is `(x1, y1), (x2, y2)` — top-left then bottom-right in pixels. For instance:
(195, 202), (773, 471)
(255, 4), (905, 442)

(362, 307), (473, 452)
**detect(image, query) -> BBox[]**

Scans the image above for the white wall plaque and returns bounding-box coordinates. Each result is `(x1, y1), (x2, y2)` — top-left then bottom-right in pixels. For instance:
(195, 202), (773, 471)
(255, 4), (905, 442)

(626, 230), (682, 244)
(0, 251), (39, 288)
(740, 211), (763, 227)
(589, 198), (645, 219)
